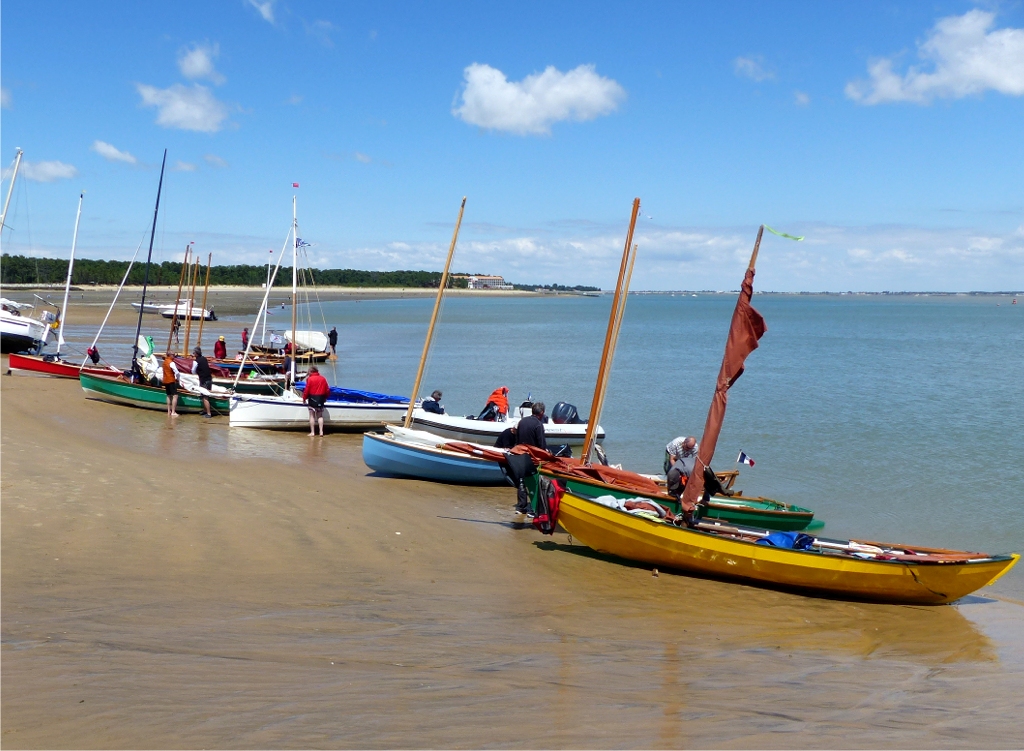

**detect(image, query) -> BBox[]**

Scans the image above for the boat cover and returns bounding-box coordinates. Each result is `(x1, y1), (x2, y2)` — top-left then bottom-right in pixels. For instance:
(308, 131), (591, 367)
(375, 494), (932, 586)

(293, 382), (408, 404)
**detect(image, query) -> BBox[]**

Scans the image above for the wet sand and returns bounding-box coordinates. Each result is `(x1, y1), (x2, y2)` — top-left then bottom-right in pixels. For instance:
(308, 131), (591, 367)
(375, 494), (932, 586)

(2, 353), (1023, 748)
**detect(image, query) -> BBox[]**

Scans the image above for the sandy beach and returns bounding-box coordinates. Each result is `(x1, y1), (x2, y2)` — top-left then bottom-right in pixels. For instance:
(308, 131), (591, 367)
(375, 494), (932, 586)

(2, 332), (1023, 748)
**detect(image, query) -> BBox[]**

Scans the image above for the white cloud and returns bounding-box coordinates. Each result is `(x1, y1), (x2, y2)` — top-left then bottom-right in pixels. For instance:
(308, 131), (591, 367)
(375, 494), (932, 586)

(285, 94), (303, 105)
(354, 152), (372, 164)
(247, 0), (274, 23)
(1, 87), (11, 109)
(21, 160), (78, 182)
(91, 140), (137, 164)
(178, 42), (225, 85)
(453, 63), (626, 135)
(306, 19), (336, 47)
(204, 154), (229, 168)
(172, 160), (197, 172)
(734, 56), (775, 82)
(137, 83), (229, 132)
(846, 10), (1024, 104)
(794, 90), (810, 106)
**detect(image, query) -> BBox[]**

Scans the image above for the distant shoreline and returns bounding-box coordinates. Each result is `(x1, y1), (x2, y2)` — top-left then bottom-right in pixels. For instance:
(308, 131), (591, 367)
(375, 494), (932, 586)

(2, 284), (1020, 296)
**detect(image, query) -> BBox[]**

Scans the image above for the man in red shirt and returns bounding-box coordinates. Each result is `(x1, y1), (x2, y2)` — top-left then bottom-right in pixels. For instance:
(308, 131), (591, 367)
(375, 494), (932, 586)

(303, 365), (331, 436)
(213, 335), (227, 360)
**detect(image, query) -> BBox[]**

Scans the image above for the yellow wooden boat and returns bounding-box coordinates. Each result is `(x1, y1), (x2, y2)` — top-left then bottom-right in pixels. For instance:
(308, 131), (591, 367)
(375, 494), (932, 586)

(556, 489), (1019, 605)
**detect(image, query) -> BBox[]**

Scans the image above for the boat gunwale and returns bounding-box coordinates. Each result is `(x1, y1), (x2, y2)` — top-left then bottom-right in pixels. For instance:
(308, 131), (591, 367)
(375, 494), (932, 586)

(561, 488), (1012, 568)
(541, 467), (814, 518)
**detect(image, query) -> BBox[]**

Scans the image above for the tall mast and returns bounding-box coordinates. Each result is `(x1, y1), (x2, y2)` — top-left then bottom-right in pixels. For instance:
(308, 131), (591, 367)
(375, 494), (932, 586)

(0, 148), (24, 233)
(195, 252), (212, 348)
(131, 149), (168, 373)
(182, 255), (200, 355)
(166, 245), (191, 354)
(290, 195), (298, 386)
(403, 197), (466, 429)
(56, 191), (84, 357)
(581, 198), (640, 464)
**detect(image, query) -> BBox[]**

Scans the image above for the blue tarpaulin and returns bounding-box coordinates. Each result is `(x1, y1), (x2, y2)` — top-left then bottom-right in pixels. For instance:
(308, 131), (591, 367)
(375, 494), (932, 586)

(294, 382), (408, 404)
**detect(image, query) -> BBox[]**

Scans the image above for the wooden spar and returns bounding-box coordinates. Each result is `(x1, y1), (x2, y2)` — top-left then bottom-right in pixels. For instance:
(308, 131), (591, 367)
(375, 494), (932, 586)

(290, 196), (298, 386)
(195, 252), (212, 347)
(582, 198), (640, 464)
(593, 242), (638, 431)
(749, 224), (763, 271)
(182, 255), (200, 354)
(403, 196), (466, 429)
(131, 149), (167, 371)
(166, 246), (190, 354)
(56, 192), (84, 357)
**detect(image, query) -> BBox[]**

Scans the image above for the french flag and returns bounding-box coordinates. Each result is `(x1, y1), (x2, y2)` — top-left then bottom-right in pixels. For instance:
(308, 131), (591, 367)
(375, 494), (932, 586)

(737, 451), (755, 467)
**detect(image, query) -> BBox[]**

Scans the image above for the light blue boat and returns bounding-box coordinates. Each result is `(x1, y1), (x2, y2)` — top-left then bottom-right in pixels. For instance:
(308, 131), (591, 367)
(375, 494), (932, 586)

(362, 426), (508, 485)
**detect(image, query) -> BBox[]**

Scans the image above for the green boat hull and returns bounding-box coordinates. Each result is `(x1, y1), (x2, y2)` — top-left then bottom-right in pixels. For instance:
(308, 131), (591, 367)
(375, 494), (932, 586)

(534, 470), (818, 532)
(80, 372), (230, 415)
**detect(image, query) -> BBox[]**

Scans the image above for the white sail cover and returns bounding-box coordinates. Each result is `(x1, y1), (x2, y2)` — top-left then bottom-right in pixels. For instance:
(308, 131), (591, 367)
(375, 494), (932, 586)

(284, 330), (329, 352)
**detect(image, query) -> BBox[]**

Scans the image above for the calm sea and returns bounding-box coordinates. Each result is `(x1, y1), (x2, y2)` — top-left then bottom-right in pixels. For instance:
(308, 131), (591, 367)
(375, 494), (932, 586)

(61, 291), (1024, 597)
(308, 292), (1024, 597)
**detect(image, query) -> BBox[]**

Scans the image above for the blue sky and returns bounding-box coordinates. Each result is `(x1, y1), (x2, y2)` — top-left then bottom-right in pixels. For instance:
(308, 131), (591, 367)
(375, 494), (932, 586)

(2, 1), (1022, 291)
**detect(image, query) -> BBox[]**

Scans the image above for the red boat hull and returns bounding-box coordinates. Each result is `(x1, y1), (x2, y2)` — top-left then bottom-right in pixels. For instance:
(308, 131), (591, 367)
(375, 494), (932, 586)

(7, 353), (122, 379)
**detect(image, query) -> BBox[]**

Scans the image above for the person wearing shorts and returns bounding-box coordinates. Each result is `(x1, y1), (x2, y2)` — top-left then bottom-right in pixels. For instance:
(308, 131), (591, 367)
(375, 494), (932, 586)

(303, 365), (331, 436)
(162, 354), (180, 417)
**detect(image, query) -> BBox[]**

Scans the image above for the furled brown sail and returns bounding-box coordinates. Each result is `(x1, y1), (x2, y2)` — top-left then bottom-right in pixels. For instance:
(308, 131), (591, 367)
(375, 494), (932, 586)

(681, 227), (767, 511)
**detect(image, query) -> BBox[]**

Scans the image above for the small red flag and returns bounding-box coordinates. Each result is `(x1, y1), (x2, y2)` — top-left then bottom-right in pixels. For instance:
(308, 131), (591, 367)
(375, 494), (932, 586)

(292, 182), (299, 187)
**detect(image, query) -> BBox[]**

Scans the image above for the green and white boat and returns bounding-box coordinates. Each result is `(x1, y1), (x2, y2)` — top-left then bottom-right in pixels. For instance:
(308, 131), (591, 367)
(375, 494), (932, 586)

(80, 371), (230, 414)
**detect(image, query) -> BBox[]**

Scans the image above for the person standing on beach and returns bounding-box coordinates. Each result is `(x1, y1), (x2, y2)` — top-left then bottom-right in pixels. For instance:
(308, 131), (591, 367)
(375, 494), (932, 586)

(512, 402), (547, 514)
(303, 365), (330, 436)
(171, 317), (181, 345)
(213, 336), (227, 360)
(241, 327), (249, 350)
(191, 347), (214, 418)
(328, 326), (338, 357)
(162, 353), (180, 417)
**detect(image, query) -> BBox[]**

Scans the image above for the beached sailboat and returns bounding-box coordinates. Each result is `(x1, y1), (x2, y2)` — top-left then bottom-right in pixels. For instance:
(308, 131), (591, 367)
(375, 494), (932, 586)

(1, 150), (56, 353)
(541, 225), (1019, 603)
(7, 192), (123, 377)
(78, 151), (231, 414)
(409, 404), (602, 447)
(363, 425), (509, 484)
(229, 193), (409, 431)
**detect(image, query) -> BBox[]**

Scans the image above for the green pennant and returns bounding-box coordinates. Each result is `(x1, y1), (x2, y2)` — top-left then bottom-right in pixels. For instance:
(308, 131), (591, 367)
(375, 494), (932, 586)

(764, 225), (804, 241)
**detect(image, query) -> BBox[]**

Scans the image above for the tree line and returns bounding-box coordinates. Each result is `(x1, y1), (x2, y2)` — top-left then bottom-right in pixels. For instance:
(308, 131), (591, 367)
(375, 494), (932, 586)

(0, 254), (469, 288)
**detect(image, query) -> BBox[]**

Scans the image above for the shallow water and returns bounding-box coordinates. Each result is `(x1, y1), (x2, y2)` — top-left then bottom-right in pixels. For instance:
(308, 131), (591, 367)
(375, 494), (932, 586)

(58, 293), (1024, 598)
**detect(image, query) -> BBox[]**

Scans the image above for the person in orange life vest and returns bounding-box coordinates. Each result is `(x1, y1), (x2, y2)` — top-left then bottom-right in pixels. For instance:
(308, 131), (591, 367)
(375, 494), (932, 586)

(213, 335), (227, 360)
(162, 353), (181, 417)
(303, 365), (331, 436)
(478, 386), (509, 421)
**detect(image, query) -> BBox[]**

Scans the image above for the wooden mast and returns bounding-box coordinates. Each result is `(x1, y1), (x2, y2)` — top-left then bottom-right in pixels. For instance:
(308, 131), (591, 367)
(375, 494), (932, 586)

(581, 198), (640, 464)
(166, 245), (190, 354)
(593, 242), (638, 430)
(195, 252), (212, 348)
(182, 255), (200, 354)
(403, 196), (466, 429)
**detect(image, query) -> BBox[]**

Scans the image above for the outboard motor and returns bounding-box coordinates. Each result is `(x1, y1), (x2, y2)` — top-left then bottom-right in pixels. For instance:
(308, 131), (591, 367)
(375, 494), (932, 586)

(551, 401), (584, 424)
